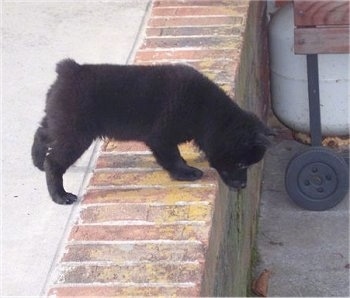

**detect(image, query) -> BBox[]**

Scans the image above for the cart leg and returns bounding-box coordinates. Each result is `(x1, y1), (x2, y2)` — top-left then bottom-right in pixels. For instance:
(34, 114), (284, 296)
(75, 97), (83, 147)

(306, 54), (322, 146)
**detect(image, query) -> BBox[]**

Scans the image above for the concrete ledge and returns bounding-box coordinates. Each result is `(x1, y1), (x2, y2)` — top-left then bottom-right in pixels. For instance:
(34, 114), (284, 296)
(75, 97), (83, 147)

(47, 0), (269, 296)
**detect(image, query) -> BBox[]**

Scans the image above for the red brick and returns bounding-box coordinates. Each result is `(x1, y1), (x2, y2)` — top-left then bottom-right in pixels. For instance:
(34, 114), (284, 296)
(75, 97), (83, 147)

(153, 0), (235, 7)
(89, 169), (216, 188)
(95, 154), (159, 169)
(96, 151), (207, 170)
(79, 204), (148, 223)
(48, 285), (200, 297)
(135, 49), (237, 62)
(62, 242), (205, 263)
(102, 140), (150, 153)
(141, 36), (237, 49)
(151, 6), (242, 17)
(55, 262), (202, 284)
(82, 186), (217, 205)
(189, 59), (239, 72)
(69, 224), (210, 242)
(148, 16), (243, 27)
(146, 26), (241, 37)
(79, 203), (212, 224)
(148, 204), (213, 223)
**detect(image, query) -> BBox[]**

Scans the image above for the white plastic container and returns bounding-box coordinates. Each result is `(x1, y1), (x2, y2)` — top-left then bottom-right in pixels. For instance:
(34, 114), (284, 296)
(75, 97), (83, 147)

(269, 3), (350, 136)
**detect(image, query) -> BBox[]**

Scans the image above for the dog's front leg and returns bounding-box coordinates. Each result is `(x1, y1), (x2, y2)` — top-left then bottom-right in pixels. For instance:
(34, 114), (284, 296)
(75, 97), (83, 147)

(147, 141), (203, 181)
(44, 158), (77, 205)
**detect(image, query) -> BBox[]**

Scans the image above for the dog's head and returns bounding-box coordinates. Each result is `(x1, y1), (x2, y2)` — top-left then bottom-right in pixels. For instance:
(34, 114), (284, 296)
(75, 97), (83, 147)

(209, 117), (274, 190)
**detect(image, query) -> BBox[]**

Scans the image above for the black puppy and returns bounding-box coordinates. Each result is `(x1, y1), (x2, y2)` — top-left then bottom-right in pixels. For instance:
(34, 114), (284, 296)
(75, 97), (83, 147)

(32, 59), (272, 205)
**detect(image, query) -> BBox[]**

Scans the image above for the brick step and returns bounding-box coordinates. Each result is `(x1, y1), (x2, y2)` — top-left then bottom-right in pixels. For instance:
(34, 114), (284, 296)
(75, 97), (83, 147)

(68, 224), (210, 242)
(49, 285), (199, 297)
(146, 26), (242, 37)
(79, 204), (212, 224)
(62, 241), (205, 263)
(54, 262), (202, 284)
(82, 187), (215, 205)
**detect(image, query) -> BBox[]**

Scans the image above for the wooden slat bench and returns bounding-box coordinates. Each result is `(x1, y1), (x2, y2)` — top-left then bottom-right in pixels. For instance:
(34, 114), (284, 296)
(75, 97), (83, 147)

(292, 0), (349, 145)
(294, 0), (349, 54)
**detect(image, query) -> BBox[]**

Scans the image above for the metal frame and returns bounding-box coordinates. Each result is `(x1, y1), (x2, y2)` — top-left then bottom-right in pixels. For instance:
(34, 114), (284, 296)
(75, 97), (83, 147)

(306, 54), (323, 146)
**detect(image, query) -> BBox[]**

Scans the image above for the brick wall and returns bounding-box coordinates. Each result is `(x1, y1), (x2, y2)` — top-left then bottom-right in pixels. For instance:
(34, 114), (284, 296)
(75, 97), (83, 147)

(202, 1), (270, 296)
(47, 0), (269, 296)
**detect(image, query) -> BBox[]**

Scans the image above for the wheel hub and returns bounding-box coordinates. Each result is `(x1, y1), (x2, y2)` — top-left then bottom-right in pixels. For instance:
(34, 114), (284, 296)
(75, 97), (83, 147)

(298, 162), (337, 200)
(285, 147), (349, 210)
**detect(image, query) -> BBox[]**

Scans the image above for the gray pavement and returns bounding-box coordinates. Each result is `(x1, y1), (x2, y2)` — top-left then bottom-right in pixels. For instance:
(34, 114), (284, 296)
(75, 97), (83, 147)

(1, 1), (149, 295)
(256, 138), (349, 296)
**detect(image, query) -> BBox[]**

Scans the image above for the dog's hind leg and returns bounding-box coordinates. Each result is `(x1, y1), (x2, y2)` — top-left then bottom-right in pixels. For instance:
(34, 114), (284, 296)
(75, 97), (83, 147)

(32, 117), (50, 171)
(44, 136), (92, 205)
(146, 140), (203, 181)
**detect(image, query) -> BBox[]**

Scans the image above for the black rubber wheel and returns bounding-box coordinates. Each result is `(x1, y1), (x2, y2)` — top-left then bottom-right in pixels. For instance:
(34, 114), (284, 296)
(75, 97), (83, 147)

(285, 147), (349, 211)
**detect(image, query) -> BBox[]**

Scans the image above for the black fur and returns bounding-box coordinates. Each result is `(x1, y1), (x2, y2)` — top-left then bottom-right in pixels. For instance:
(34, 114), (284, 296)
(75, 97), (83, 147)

(32, 59), (272, 204)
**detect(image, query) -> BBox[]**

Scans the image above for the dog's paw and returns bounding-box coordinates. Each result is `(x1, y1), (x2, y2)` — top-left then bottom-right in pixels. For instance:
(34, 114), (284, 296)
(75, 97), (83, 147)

(171, 166), (203, 181)
(52, 192), (78, 205)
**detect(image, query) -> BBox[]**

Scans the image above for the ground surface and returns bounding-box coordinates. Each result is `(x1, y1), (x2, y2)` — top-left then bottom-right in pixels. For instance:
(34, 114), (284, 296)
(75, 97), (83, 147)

(256, 138), (349, 297)
(2, 1), (149, 295)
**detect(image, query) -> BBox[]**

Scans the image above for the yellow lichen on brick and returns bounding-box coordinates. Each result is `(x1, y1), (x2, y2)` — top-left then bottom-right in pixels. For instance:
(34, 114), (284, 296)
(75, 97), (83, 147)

(88, 245), (111, 262)
(139, 171), (177, 186)
(188, 204), (213, 221)
(149, 204), (212, 223)
(198, 59), (215, 70)
(163, 188), (213, 204)
(178, 142), (202, 159)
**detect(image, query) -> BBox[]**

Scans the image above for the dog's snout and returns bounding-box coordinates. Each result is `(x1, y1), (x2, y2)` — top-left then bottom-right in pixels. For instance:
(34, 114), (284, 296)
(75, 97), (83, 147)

(219, 168), (248, 190)
(239, 181), (247, 188)
(230, 180), (247, 190)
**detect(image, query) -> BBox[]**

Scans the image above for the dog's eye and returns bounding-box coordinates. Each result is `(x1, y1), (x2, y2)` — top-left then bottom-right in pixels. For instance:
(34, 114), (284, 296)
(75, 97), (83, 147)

(237, 163), (247, 169)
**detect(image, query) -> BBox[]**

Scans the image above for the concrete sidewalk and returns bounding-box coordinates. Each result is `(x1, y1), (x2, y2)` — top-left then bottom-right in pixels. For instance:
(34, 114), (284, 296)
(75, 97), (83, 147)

(2, 1), (150, 295)
(254, 125), (350, 296)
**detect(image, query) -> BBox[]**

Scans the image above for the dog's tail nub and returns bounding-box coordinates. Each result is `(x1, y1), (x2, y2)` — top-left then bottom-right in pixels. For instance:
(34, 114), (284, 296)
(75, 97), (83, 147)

(56, 59), (81, 76)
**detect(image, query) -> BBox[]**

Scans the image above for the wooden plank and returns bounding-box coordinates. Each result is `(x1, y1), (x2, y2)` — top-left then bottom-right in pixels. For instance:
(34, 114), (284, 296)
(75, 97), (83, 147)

(275, 0), (292, 8)
(294, 0), (349, 26)
(294, 26), (350, 54)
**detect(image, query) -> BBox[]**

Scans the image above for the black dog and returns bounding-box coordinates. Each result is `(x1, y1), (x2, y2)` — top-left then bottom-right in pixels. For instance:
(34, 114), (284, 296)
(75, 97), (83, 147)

(32, 59), (273, 205)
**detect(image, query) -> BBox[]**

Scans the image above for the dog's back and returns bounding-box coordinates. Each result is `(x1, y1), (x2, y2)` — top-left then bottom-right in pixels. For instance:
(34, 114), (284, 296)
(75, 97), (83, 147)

(46, 60), (208, 141)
